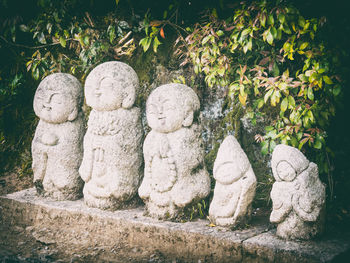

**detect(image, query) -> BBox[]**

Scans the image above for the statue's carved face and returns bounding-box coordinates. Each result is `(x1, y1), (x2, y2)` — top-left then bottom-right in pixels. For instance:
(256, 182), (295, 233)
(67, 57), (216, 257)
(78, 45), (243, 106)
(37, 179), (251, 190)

(275, 161), (297, 182)
(147, 93), (186, 133)
(85, 76), (124, 111)
(34, 87), (76, 124)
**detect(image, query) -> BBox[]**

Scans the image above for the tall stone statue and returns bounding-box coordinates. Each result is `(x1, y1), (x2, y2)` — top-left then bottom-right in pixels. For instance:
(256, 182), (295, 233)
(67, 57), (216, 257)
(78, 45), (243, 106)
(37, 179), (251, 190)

(208, 135), (257, 228)
(138, 83), (210, 220)
(79, 61), (143, 210)
(32, 73), (84, 200)
(270, 144), (326, 240)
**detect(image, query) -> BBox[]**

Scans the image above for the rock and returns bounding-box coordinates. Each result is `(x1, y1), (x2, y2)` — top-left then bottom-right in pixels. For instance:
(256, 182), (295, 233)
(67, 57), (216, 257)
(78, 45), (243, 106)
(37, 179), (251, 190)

(209, 135), (257, 228)
(32, 73), (84, 201)
(138, 83), (210, 220)
(79, 61), (143, 210)
(270, 144), (326, 240)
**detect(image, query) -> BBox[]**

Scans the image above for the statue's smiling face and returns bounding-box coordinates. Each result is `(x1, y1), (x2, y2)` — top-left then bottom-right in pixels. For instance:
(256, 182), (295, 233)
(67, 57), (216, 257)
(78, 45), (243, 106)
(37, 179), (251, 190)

(147, 93), (185, 133)
(34, 87), (76, 124)
(85, 76), (124, 111)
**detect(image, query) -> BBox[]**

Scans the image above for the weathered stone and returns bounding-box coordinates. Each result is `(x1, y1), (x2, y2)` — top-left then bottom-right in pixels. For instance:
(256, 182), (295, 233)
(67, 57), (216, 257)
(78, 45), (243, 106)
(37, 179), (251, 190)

(79, 61), (143, 210)
(242, 231), (349, 263)
(32, 73), (84, 200)
(1, 188), (349, 262)
(270, 144), (326, 240)
(209, 135), (257, 228)
(138, 83), (210, 220)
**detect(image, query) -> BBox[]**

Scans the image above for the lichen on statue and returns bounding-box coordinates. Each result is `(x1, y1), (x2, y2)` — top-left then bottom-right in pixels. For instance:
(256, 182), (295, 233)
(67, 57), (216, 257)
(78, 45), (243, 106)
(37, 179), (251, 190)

(32, 73), (85, 200)
(270, 144), (326, 240)
(79, 61), (143, 210)
(138, 83), (211, 220)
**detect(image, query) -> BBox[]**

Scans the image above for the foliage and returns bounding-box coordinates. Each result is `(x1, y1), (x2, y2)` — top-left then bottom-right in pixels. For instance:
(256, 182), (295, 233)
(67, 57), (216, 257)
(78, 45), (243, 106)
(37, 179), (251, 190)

(0, 0), (138, 174)
(175, 0), (343, 175)
(23, 4), (136, 81)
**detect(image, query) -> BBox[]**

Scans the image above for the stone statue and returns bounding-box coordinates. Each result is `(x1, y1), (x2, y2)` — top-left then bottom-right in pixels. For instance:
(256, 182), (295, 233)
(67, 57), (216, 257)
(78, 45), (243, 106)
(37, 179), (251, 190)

(32, 73), (84, 200)
(208, 135), (257, 228)
(270, 144), (326, 240)
(79, 61), (143, 210)
(138, 83), (210, 220)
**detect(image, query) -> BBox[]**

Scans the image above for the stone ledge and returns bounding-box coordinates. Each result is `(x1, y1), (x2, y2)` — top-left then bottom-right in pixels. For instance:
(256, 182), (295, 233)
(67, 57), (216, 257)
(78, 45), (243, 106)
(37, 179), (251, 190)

(0, 188), (349, 262)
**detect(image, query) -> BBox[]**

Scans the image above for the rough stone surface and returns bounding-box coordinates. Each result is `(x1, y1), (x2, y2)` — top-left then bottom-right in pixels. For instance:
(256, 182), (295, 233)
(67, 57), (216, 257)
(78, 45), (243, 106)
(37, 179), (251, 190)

(1, 188), (349, 262)
(270, 144), (326, 240)
(209, 135), (257, 228)
(32, 73), (84, 201)
(138, 83), (210, 220)
(79, 61), (143, 210)
(242, 231), (349, 263)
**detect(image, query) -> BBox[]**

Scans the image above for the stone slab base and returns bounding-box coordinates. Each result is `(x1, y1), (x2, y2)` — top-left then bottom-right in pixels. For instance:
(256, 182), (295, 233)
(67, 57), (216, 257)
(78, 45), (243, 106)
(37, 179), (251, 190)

(0, 188), (349, 262)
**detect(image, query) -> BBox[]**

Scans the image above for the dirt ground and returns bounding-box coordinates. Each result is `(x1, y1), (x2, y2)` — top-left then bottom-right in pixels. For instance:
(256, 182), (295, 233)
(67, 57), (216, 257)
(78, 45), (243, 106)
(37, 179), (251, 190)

(0, 170), (33, 196)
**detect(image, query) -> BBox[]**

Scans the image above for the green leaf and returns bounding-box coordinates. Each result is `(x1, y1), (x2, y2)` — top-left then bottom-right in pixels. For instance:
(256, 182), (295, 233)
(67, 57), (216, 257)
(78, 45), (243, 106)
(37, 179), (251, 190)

(241, 28), (251, 38)
(314, 139), (322, 149)
(333, 85), (341, 96)
(288, 96), (295, 108)
(282, 23), (291, 34)
(278, 13), (285, 24)
(37, 32), (46, 44)
(265, 126), (274, 132)
(281, 97), (288, 112)
(298, 16), (306, 28)
(139, 37), (152, 52)
(217, 30), (224, 37)
(268, 14), (274, 26)
(33, 68), (40, 80)
(108, 25), (116, 43)
(261, 141), (269, 155)
(270, 27), (277, 38)
(247, 38), (252, 51)
(153, 36), (161, 53)
(307, 86), (314, 100)
(323, 75), (333, 84)
(299, 42), (309, 50)
(290, 136), (298, 147)
(272, 62), (279, 76)
(46, 23), (52, 34)
(260, 13), (266, 27)
(83, 36), (89, 46)
(264, 89), (273, 103)
(59, 36), (66, 47)
(257, 98), (264, 109)
(202, 35), (211, 45)
(217, 66), (225, 76)
(266, 30), (273, 45)
(19, 24), (29, 32)
(269, 140), (277, 152)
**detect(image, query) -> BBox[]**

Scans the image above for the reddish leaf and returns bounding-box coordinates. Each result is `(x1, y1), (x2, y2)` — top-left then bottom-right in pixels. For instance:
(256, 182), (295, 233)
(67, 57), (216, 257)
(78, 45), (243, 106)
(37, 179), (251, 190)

(259, 57), (270, 66)
(160, 27), (165, 39)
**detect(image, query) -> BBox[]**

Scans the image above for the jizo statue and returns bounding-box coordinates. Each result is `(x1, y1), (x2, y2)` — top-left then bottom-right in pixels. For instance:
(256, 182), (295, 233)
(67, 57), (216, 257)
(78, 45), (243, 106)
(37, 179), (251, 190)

(138, 83), (210, 220)
(32, 73), (84, 200)
(79, 61), (143, 210)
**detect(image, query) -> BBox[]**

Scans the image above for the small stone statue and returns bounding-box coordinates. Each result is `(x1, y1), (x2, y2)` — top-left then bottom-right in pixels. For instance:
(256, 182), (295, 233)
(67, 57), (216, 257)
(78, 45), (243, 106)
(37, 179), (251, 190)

(32, 73), (84, 200)
(208, 135), (257, 228)
(79, 61), (143, 210)
(270, 144), (326, 240)
(138, 83), (210, 220)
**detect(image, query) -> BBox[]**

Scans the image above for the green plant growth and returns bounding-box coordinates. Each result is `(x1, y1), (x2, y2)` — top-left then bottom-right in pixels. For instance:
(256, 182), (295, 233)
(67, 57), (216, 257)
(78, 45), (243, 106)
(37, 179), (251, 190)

(174, 0), (342, 176)
(23, 8), (136, 82)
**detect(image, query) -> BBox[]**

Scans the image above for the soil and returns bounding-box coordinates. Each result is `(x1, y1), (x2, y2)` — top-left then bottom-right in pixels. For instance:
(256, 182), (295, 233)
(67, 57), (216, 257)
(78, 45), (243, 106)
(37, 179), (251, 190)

(0, 169), (33, 196)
